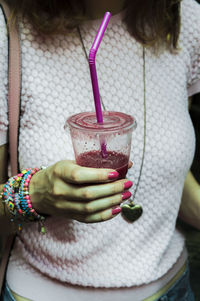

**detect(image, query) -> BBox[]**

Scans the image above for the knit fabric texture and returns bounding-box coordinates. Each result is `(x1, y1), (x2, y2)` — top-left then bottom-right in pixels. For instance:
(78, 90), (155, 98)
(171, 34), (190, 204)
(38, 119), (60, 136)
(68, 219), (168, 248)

(0, 0), (200, 289)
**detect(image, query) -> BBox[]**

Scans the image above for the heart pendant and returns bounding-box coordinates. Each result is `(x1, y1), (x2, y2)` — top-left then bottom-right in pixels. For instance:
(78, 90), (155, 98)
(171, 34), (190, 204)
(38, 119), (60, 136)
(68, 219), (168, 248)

(121, 202), (143, 222)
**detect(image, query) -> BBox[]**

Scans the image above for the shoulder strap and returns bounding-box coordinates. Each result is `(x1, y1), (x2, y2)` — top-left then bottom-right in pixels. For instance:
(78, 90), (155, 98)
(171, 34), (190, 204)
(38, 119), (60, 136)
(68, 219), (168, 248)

(0, 0), (21, 294)
(0, 0), (21, 176)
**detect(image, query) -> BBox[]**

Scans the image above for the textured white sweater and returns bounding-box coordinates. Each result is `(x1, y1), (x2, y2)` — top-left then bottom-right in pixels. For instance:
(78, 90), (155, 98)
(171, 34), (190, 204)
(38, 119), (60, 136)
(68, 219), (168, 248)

(0, 0), (200, 299)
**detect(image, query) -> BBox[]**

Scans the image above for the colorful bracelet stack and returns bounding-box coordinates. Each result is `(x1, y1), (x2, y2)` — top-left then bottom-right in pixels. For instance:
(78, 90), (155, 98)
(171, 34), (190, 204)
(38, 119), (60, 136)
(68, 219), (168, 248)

(0, 168), (46, 234)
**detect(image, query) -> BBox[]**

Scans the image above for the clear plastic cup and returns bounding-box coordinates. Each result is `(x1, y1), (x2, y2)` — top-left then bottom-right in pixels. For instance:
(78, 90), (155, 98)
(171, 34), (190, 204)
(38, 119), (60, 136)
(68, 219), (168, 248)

(65, 111), (136, 179)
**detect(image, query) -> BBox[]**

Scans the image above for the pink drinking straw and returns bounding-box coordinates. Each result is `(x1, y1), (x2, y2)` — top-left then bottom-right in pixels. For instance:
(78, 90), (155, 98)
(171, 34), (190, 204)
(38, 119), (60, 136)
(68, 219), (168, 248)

(89, 12), (111, 123)
(89, 12), (111, 157)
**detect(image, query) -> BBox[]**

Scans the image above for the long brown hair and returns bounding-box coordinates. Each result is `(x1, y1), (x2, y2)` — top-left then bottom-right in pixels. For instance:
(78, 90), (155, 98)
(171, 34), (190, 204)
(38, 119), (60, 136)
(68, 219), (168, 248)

(4, 0), (181, 51)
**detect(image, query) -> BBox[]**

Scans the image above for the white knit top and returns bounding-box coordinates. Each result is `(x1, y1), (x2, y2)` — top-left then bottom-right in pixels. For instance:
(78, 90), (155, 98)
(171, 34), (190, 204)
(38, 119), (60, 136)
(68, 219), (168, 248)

(0, 0), (200, 299)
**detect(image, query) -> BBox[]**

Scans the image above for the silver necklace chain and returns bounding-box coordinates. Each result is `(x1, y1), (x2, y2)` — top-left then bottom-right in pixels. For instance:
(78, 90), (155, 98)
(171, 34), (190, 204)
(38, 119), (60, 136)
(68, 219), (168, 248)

(77, 25), (147, 205)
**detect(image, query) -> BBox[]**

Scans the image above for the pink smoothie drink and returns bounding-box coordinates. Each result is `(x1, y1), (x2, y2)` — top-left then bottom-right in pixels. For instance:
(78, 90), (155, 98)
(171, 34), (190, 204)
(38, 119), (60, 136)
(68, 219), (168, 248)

(65, 111), (136, 179)
(77, 150), (128, 179)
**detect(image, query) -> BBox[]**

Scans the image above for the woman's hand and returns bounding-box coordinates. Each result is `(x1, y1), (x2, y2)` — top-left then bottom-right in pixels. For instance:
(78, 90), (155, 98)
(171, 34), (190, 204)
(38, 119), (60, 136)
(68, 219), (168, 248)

(29, 160), (133, 223)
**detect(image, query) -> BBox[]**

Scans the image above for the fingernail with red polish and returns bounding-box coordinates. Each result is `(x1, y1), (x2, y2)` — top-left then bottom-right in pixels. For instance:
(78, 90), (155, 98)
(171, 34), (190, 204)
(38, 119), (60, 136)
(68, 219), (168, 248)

(112, 207), (122, 215)
(124, 181), (133, 190)
(108, 171), (119, 180)
(122, 191), (132, 200)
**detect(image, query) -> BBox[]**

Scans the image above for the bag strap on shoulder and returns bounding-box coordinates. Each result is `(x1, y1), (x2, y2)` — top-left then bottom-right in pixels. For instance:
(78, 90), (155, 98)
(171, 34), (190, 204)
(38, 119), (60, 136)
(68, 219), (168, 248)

(0, 0), (21, 293)
(0, 0), (21, 176)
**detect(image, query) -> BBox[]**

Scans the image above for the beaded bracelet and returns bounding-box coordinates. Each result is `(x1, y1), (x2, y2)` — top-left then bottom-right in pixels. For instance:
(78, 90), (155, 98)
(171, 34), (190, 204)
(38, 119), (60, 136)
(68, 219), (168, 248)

(1, 170), (29, 231)
(12, 170), (30, 215)
(20, 169), (42, 218)
(1, 168), (46, 234)
(19, 168), (46, 233)
(4, 169), (30, 217)
(3, 177), (18, 216)
(19, 170), (33, 217)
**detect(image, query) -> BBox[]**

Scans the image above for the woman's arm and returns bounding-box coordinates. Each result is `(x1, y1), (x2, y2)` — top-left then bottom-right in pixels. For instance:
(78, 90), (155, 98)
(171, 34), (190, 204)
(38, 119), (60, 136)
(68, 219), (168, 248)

(0, 143), (8, 184)
(179, 171), (200, 230)
(0, 143), (9, 213)
(0, 142), (132, 228)
(0, 143), (14, 235)
(178, 96), (200, 230)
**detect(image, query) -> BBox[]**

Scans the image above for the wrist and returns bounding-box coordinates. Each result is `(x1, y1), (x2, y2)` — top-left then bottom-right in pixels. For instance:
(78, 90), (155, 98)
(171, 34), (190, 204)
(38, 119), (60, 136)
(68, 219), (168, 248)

(1, 169), (47, 234)
(29, 169), (47, 214)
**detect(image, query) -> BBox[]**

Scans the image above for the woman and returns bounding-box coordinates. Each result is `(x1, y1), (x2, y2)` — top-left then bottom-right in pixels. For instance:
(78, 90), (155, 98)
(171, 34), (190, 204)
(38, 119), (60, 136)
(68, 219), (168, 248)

(0, 0), (200, 300)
